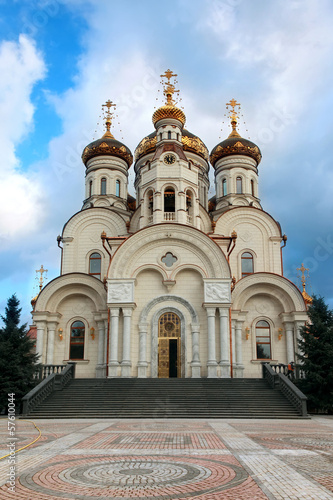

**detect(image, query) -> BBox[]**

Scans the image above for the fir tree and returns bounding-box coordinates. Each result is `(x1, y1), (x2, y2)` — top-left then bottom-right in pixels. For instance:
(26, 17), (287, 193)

(297, 295), (333, 413)
(0, 295), (39, 413)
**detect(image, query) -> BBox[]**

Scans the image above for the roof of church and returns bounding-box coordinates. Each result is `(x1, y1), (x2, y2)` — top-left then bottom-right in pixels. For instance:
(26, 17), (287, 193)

(210, 135), (262, 167)
(134, 129), (209, 162)
(82, 133), (133, 167)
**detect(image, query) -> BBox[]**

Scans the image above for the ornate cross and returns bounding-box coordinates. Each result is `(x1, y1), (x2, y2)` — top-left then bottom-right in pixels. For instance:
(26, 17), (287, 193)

(102, 100), (116, 134)
(160, 69), (179, 105)
(36, 265), (48, 291)
(296, 263), (309, 292)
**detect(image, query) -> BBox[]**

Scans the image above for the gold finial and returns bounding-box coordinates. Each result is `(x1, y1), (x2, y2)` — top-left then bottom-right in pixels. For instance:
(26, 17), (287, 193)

(297, 263), (312, 304)
(160, 69), (179, 106)
(226, 98), (241, 138)
(101, 100), (116, 138)
(36, 265), (48, 292)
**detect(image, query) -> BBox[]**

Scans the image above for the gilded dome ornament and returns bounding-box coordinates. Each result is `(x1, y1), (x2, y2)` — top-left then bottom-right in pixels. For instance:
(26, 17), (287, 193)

(210, 99), (262, 167)
(152, 69), (186, 127)
(82, 100), (133, 167)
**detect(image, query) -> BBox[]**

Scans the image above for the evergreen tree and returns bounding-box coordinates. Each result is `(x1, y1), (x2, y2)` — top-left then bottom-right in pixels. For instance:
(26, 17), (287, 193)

(297, 295), (333, 413)
(0, 295), (39, 413)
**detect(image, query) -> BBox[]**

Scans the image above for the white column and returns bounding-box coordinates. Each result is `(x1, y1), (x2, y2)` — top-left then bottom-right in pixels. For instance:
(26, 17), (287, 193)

(285, 322), (295, 363)
(191, 324), (201, 378)
(35, 323), (45, 362)
(108, 308), (120, 377)
(46, 323), (57, 365)
(234, 321), (244, 378)
(138, 323), (148, 378)
(206, 307), (218, 378)
(96, 320), (106, 378)
(121, 307), (133, 377)
(219, 308), (230, 378)
(231, 320), (236, 374)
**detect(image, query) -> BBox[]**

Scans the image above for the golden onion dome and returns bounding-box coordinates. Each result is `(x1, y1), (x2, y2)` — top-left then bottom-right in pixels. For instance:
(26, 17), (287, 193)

(152, 104), (186, 127)
(210, 108), (261, 167)
(82, 130), (133, 168)
(134, 129), (209, 162)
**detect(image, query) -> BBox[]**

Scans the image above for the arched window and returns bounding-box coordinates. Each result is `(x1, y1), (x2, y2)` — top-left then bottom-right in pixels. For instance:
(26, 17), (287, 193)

(116, 180), (120, 197)
(70, 321), (85, 359)
(236, 177), (242, 194)
(101, 178), (106, 195)
(147, 190), (154, 217)
(241, 252), (254, 277)
(256, 320), (271, 359)
(89, 180), (93, 197)
(222, 178), (227, 197)
(251, 179), (255, 197)
(168, 131), (172, 139)
(89, 252), (101, 279)
(164, 188), (175, 213)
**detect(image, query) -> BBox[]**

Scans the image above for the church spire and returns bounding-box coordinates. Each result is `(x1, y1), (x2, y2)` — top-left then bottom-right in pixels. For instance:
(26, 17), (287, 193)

(102, 99), (116, 139)
(226, 98), (241, 138)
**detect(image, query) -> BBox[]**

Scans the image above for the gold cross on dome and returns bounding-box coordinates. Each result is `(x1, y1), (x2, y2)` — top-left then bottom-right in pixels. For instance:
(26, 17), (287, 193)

(161, 69), (178, 83)
(297, 263), (309, 291)
(36, 265), (48, 291)
(102, 100), (116, 134)
(102, 99), (116, 113)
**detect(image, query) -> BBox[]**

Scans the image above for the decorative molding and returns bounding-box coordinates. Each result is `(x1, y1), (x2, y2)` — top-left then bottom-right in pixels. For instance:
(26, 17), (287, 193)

(204, 280), (231, 303)
(107, 279), (135, 303)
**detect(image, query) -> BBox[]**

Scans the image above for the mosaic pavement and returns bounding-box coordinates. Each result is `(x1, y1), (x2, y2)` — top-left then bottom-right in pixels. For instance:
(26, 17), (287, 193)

(0, 417), (332, 499)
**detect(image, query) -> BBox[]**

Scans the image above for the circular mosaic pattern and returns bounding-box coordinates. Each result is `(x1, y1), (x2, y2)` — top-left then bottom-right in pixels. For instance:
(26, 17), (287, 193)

(19, 455), (249, 499)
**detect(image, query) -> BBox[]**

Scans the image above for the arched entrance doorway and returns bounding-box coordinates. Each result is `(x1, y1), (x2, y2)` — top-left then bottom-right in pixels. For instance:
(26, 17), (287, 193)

(158, 312), (181, 378)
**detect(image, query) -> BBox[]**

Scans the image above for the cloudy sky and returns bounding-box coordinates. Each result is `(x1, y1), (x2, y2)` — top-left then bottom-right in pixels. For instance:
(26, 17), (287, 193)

(0, 0), (333, 324)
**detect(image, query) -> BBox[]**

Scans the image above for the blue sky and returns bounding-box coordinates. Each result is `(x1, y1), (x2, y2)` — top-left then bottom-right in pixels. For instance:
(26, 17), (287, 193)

(1, 0), (333, 325)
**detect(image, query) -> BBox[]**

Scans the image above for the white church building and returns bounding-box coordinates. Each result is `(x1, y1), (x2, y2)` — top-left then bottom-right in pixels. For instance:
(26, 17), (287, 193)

(33, 71), (309, 379)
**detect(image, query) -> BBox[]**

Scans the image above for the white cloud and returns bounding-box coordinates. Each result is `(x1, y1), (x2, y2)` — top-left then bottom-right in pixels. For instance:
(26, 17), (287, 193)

(0, 35), (46, 244)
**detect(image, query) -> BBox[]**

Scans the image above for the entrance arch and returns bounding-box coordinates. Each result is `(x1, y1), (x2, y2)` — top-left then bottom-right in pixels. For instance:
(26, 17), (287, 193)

(158, 312), (181, 378)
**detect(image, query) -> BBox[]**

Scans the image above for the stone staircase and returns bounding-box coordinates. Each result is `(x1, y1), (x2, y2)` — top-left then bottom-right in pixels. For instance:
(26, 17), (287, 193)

(26, 378), (306, 419)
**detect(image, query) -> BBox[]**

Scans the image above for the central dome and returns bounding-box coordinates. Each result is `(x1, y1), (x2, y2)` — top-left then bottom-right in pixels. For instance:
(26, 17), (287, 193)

(152, 104), (186, 127)
(135, 129), (209, 162)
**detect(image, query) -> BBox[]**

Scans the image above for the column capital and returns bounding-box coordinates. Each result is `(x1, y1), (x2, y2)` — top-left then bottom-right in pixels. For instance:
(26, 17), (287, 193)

(283, 321), (294, 331)
(205, 307), (216, 317)
(122, 307), (134, 317)
(191, 324), (200, 334)
(109, 308), (120, 317)
(138, 323), (148, 333)
(218, 307), (230, 317)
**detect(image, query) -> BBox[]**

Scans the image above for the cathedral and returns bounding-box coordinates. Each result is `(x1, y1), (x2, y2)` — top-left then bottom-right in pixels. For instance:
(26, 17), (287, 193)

(32, 70), (309, 379)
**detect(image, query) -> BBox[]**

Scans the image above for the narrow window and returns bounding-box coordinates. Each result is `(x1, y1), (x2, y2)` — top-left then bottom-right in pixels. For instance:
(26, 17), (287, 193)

(251, 179), (255, 196)
(101, 178), (106, 195)
(222, 179), (227, 196)
(116, 180), (120, 197)
(89, 180), (93, 197)
(168, 131), (172, 139)
(89, 252), (101, 279)
(164, 188), (175, 212)
(236, 177), (242, 194)
(256, 320), (271, 359)
(70, 321), (85, 360)
(241, 252), (254, 277)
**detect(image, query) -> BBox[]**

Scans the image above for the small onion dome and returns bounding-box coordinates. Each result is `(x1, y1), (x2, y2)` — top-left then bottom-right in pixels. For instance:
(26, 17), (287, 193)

(210, 117), (261, 167)
(134, 129), (209, 162)
(82, 130), (133, 167)
(31, 295), (38, 309)
(152, 104), (186, 127)
(302, 290), (313, 305)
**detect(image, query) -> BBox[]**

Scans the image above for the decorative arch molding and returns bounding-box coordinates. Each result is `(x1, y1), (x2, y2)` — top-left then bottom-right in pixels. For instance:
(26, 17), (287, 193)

(170, 264), (207, 280)
(232, 273), (306, 312)
(62, 207), (127, 239)
(34, 273), (107, 313)
(215, 206), (282, 239)
(133, 264), (168, 281)
(139, 295), (199, 378)
(109, 223), (231, 279)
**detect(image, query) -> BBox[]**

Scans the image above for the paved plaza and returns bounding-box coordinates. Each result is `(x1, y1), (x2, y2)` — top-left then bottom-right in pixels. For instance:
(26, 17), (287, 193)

(0, 416), (332, 499)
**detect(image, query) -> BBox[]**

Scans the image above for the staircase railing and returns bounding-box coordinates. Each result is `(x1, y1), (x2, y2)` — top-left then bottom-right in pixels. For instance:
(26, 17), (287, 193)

(269, 363), (306, 381)
(22, 362), (76, 416)
(33, 364), (67, 382)
(277, 373), (308, 417)
(262, 362), (278, 388)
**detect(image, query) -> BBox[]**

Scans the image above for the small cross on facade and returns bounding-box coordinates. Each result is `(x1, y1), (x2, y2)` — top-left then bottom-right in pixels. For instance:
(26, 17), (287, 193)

(36, 265), (48, 291)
